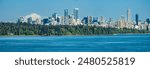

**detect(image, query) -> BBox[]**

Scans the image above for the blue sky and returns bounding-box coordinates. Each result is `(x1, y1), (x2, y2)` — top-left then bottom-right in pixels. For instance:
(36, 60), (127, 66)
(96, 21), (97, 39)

(0, 0), (150, 22)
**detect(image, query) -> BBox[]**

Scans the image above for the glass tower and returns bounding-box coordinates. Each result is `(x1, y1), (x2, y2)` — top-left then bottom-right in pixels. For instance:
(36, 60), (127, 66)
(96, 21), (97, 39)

(127, 9), (131, 22)
(73, 8), (79, 22)
(64, 9), (69, 25)
(135, 14), (139, 25)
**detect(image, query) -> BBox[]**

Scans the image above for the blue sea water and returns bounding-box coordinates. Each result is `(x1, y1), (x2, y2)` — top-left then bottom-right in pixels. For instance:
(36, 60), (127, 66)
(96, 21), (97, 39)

(0, 34), (150, 52)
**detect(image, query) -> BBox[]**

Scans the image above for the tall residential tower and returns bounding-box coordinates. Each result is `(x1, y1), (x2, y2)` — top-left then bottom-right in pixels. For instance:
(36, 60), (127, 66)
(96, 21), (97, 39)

(135, 14), (139, 25)
(64, 9), (69, 25)
(127, 9), (131, 22)
(73, 8), (79, 22)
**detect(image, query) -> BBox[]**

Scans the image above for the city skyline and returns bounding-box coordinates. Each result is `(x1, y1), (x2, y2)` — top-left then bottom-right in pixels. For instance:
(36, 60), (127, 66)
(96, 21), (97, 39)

(0, 0), (150, 22)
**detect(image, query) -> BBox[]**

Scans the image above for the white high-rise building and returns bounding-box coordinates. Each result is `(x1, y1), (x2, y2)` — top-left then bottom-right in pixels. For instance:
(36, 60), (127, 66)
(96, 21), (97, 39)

(60, 16), (64, 25)
(99, 16), (105, 24)
(148, 24), (150, 31)
(64, 9), (69, 25)
(127, 9), (131, 22)
(73, 8), (79, 22)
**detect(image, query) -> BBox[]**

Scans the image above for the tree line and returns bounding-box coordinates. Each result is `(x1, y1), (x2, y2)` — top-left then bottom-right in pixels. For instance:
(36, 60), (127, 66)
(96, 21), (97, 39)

(0, 22), (149, 36)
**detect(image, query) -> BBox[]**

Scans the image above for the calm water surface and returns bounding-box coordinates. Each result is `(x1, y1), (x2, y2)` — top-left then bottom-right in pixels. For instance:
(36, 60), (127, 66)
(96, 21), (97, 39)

(0, 34), (150, 52)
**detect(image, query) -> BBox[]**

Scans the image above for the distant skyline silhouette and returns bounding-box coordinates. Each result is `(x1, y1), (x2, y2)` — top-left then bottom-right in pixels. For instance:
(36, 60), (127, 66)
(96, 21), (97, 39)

(0, 0), (150, 22)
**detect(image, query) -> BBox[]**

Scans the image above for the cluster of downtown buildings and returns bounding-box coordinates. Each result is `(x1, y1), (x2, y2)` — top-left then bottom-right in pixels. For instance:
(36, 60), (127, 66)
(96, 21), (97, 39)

(18, 8), (150, 31)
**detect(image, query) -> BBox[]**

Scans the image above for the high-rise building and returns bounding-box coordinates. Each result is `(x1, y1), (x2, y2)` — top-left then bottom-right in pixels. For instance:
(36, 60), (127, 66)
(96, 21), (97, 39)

(99, 16), (105, 24)
(126, 9), (134, 28)
(127, 9), (131, 22)
(18, 16), (25, 23)
(52, 13), (57, 21)
(64, 9), (69, 25)
(148, 24), (150, 31)
(135, 14), (139, 25)
(56, 16), (60, 24)
(68, 15), (73, 25)
(82, 17), (88, 25)
(42, 18), (50, 25)
(73, 8), (79, 22)
(93, 17), (98, 23)
(27, 17), (32, 24)
(60, 16), (64, 25)
(108, 18), (112, 24)
(118, 16), (126, 28)
(88, 16), (92, 25)
(146, 18), (150, 24)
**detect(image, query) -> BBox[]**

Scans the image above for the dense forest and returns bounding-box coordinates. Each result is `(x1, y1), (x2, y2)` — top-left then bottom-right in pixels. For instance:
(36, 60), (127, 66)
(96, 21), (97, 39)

(0, 22), (149, 36)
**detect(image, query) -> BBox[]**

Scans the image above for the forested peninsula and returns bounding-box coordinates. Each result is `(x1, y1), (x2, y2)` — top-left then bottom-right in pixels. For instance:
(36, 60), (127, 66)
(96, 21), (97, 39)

(0, 22), (149, 36)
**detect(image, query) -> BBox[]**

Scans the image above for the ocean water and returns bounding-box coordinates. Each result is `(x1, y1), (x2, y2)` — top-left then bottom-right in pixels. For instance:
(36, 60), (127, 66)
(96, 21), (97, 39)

(0, 34), (150, 52)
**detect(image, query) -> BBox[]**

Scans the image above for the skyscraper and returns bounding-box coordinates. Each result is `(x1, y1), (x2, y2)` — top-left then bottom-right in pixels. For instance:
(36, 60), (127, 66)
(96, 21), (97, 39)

(135, 14), (139, 25)
(73, 8), (79, 22)
(60, 16), (64, 25)
(146, 18), (150, 24)
(64, 9), (69, 25)
(108, 18), (112, 24)
(27, 17), (32, 24)
(127, 9), (131, 22)
(118, 15), (126, 28)
(93, 17), (98, 23)
(99, 16), (105, 24)
(88, 16), (92, 25)
(52, 13), (57, 21)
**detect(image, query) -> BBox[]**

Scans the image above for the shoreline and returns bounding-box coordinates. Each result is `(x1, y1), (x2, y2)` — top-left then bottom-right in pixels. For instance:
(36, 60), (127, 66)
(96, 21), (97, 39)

(0, 33), (150, 37)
